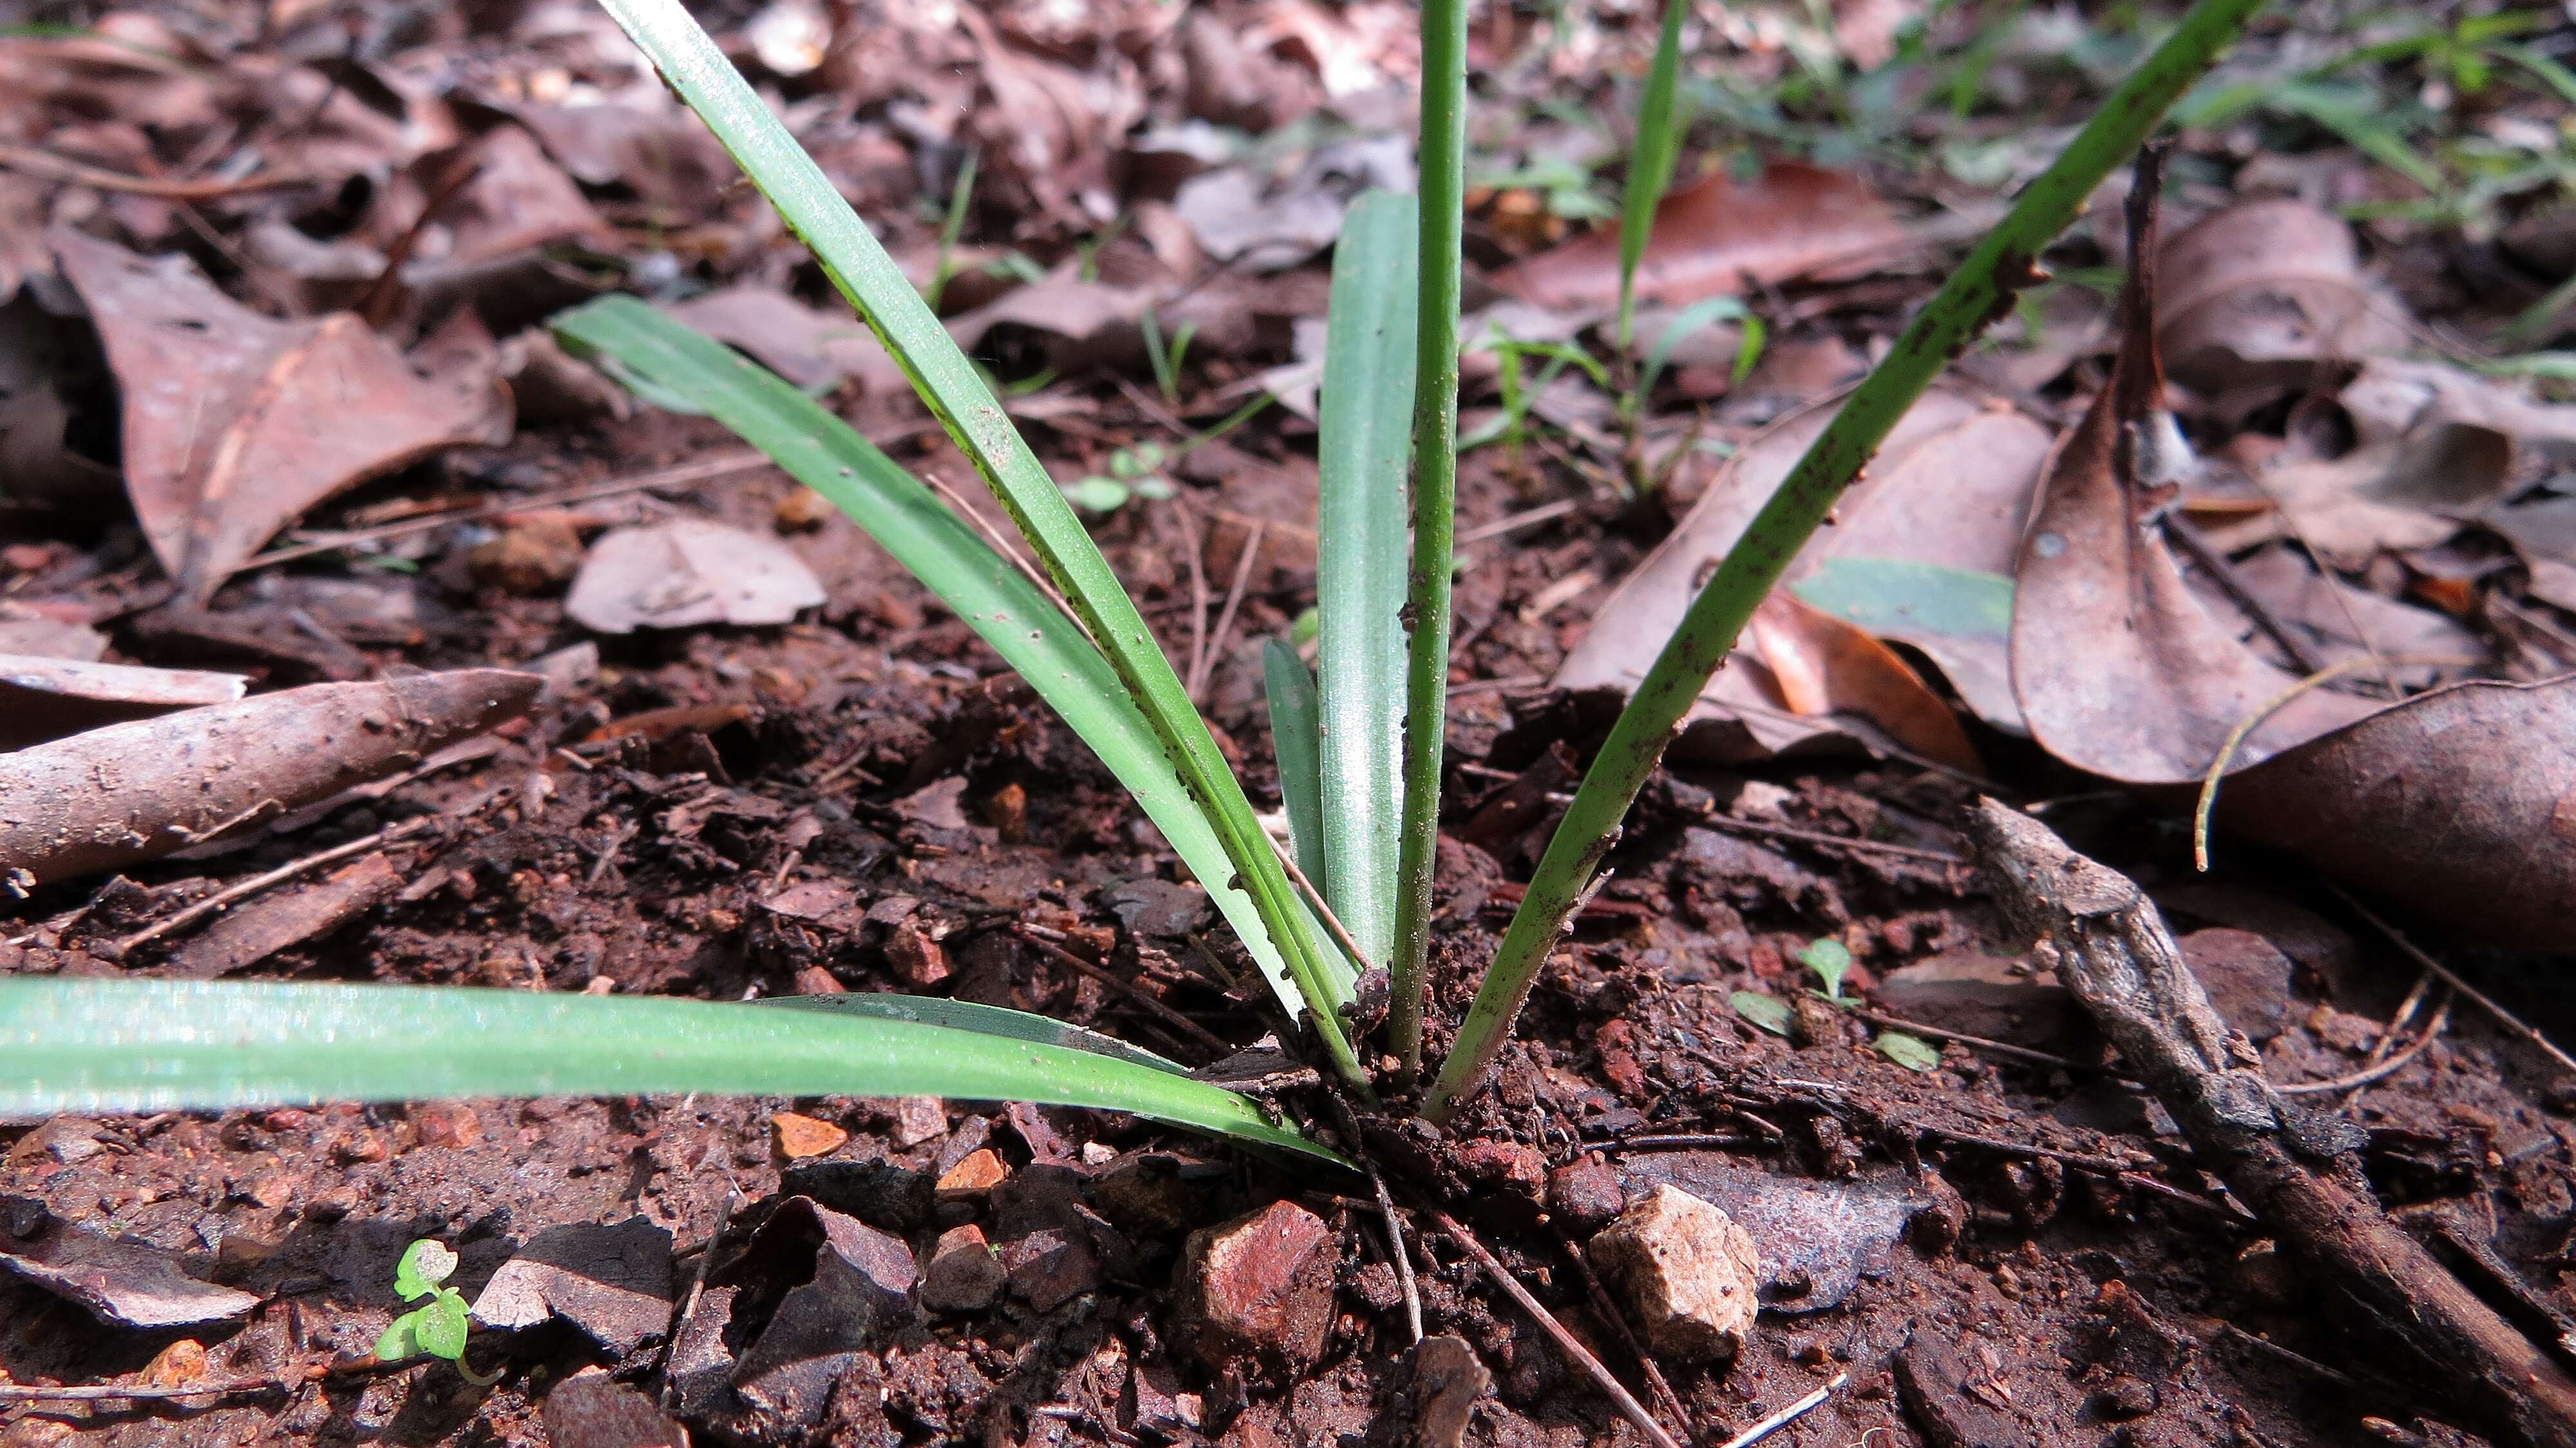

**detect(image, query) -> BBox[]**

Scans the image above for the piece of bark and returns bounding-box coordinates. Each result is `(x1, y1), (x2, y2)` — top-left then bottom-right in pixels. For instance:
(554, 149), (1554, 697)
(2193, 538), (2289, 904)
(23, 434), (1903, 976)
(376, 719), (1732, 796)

(0, 669), (540, 886)
(0, 654), (247, 752)
(163, 852), (404, 978)
(1964, 798), (2576, 1448)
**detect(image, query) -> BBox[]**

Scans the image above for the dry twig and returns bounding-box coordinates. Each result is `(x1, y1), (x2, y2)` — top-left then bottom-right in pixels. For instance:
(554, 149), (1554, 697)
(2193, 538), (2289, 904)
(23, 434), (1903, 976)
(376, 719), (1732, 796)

(1969, 798), (2576, 1448)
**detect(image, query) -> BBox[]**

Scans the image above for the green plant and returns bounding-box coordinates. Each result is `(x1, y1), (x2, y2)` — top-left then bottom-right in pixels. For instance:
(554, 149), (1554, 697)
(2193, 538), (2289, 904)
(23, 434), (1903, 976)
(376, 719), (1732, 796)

(1388, 0), (1472, 1074)
(5, 0), (2264, 1176)
(1799, 937), (1854, 1003)
(377, 1239), (498, 1382)
(1140, 305), (1197, 406)
(925, 149), (978, 313)
(1617, 0), (1690, 357)
(1425, 0), (2268, 1121)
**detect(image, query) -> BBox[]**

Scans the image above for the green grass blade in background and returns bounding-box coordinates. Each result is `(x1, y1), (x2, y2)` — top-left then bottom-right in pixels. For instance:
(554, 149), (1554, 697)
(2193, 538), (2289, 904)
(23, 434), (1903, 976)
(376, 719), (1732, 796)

(0, 979), (1347, 1168)
(1618, 0), (1691, 353)
(1389, 0), (1471, 1078)
(1424, 0), (2272, 1122)
(1314, 191), (1419, 967)
(759, 993), (1189, 1075)
(1263, 639), (1329, 890)
(554, 298), (1328, 1040)
(593, 0), (1364, 1094)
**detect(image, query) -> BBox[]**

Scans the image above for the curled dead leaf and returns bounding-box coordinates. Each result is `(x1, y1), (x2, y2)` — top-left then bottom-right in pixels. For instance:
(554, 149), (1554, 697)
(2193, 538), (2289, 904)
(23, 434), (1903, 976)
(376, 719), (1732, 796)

(2154, 198), (2408, 397)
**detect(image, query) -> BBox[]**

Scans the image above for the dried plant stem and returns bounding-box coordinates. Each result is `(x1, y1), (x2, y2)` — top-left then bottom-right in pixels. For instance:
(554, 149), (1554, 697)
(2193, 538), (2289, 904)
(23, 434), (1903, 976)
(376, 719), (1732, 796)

(1423, 0), (2270, 1121)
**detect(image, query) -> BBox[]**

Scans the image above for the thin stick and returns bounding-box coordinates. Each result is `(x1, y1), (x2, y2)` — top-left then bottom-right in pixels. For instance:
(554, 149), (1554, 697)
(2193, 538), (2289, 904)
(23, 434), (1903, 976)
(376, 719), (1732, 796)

(1556, 1230), (1693, 1443)
(1268, 830), (1379, 976)
(1850, 1009), (2128, 1078)
(1696, 813), (1968, 867)
(1012, 925), (1233, 1055)
(656, 1188), (739, 1405)
(2278, 999), (2449, 1096)
(1716, 1372), (1846, 1448)
(1172, 499), (1212, 697)
(0, 1377), (299, 1404)
(246, 450), (774, 570)
(1427, 1206), (1685, 1448)
(1370, 1165), (1424, 1344)
(0, 143), (307, 199)
(116, 817), (440, 954)
(1458, 497), (1583, 545)
(2329, 884), (2576, 1079)
(1191, 519), (1264, 704)
(2161, 512), (2329, 674)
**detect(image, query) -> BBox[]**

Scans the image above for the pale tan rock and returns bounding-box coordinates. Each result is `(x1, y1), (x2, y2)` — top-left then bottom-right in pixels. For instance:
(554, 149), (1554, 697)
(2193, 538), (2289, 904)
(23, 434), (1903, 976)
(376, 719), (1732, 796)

(1587, 1184), (1760, 1363)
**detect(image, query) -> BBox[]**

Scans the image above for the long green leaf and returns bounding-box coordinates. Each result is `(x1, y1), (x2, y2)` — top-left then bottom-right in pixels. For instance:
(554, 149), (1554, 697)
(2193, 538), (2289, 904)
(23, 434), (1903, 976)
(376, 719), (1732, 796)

(759, 993), (1189, 1075)
(554, 298), (1327, 1036)
(1314, 191), (1419, 968)
(592, 0), (1364, 1094)
(1425, 0), (2270, 1121)
(1262, 640), (1328, 890)
(0, 979), (1347, 1168)
(1390, 0), (1471, 1078)
(1618, 0), (1691, 353)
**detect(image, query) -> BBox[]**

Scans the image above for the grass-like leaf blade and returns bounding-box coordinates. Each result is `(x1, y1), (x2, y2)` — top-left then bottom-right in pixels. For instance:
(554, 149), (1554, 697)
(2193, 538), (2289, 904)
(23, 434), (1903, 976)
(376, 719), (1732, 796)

(759, 991), (1189, 1075)
(1262, 639), (1328, 890)
(592, 0), (1363, 1094)
(1314, 191), (1418, 966)
(0, 979), (1349, 1169)
(554, 297), (1323, 1034)
(1618, 0), (1691, 352)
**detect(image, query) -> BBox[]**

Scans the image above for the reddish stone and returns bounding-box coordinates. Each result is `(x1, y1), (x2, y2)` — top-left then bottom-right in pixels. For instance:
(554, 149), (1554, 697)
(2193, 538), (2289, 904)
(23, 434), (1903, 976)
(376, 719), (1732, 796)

(1454, 1139), (1546, 1197)
(1179, 1201), (1336, 1378)
(919, 1225), (1004, 1313)
(1546, 1156), (1625, 1230)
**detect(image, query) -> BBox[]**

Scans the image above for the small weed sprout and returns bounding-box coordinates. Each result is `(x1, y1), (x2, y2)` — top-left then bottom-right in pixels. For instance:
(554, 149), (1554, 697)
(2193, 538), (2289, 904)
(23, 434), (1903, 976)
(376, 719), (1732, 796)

(376, 1239), (500, 1384)
(1799, 937), (1855, 1004)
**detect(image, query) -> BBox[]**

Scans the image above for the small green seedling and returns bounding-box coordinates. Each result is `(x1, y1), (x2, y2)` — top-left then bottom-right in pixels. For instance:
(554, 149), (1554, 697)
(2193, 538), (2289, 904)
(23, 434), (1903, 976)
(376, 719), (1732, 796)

(377, 1239), (498, 1382)
(1730, 990), (1794, 1036)
(1065, 443), (1177, 513)
(1141, 306), (1198, 406)
(1799, 937), (1854, 1004)
(1873, 1030), (1942, 1072)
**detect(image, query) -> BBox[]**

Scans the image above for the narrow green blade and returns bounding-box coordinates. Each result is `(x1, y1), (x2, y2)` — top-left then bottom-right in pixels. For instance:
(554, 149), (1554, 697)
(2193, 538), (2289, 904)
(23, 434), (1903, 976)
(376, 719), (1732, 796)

(759, 992), (1189, 1075)
(1262, 639), (1328, 889)
(0, 979), (1346, 1168)
(554, 297), (1320, 1031)
(592, 0), (1362, 1092)
(1314, 191), (1418, 967)
(1617, 0), (1690, 350)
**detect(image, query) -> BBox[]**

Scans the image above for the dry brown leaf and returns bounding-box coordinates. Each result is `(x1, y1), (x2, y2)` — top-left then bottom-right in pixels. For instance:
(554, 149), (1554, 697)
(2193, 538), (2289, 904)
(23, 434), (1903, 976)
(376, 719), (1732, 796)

(2012, 195), (2376, 786)
(2205, 421), (2515, 566)
(2222, 679), (2576, 947)
(2015, 176), (2571, 946)
(52, 229), (512, 605)
(1558, 388), (2049, 748)
(1491, 162), (1913, 312)
(2340, 356), (2576, 456)
(1745, 595), (1984, 773)
(663, 285), (900, 393)
(565, 520), (827, 635)
(2154, 198), (2409, 396)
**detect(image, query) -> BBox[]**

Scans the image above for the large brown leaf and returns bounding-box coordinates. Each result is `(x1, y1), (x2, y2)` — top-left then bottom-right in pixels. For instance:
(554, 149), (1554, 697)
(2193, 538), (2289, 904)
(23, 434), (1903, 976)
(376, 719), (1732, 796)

(1558, 388), (2049, 756)
(2223, 680), (2576, 947)
(53, 229), (510, 604)
(2013, 176), (2575, 947)
(1491, 162), (1913, 312)
(2154, 198), (2409, 397)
